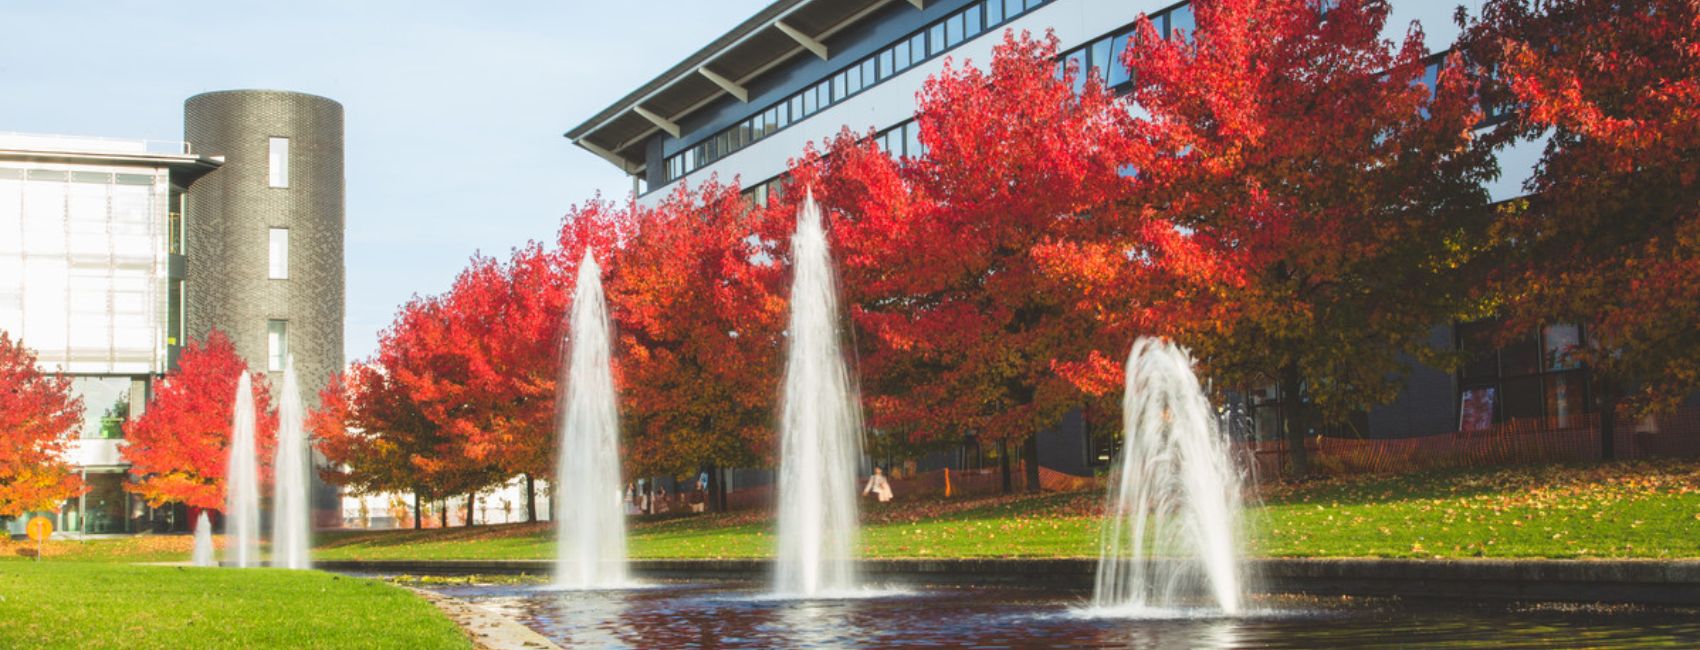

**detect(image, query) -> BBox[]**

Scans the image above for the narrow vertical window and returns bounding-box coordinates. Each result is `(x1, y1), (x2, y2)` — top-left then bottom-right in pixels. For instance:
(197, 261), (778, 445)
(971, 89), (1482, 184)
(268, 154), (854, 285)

(268, 228), (289, 279)
(268, 137), (290, 188)
(267, 320), (288, 372)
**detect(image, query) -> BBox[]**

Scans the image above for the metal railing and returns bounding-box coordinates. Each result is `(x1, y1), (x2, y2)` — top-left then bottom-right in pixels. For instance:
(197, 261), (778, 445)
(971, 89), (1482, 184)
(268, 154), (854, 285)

(0, 131), (191, 155)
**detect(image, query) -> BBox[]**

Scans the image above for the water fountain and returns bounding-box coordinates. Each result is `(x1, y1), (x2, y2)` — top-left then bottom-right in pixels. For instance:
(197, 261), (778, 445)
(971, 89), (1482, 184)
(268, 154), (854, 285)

(191, 511), (214, 567)
(272, 357), (312, 570)
(553, 251), (629, 589)
(774, 190), (865, 597)
(225, 372), (261, 568)
(1092, 337), (1244, 615)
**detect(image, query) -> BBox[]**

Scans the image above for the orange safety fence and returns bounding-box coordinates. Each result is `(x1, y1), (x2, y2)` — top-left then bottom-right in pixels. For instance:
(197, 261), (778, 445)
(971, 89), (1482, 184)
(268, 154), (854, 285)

(707, 408), (1700, 510)
(1238, 407), (1700, 481)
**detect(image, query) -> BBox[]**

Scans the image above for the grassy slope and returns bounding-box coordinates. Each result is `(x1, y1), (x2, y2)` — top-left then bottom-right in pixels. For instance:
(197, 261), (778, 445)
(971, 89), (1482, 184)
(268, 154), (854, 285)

(0, 562), (471, 649)
(17, 461), (1698, 563)
(307, 460), (1700, 561)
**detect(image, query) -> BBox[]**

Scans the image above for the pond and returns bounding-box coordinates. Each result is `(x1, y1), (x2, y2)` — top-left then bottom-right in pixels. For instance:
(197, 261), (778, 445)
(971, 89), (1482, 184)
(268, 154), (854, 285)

(416, 579), (1700, 649)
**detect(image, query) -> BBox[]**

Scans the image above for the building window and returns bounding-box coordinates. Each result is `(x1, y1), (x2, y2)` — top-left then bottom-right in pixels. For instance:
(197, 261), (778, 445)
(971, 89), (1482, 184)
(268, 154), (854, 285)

(1456, 320), (1589, 431)
(268, 137), (290, 188)
(268, 228), (289, 279)
(267, 320), (288, 372)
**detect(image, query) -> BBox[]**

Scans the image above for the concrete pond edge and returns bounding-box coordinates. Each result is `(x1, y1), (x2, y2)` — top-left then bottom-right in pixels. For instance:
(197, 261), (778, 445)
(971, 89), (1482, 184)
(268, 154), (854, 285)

(407, 586), (562, 650)
(320, 557), (1700, 607)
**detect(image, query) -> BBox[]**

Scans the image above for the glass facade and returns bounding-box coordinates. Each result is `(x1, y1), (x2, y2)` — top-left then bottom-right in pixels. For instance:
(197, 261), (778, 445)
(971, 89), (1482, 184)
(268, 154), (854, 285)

(0, 164), (169, 375)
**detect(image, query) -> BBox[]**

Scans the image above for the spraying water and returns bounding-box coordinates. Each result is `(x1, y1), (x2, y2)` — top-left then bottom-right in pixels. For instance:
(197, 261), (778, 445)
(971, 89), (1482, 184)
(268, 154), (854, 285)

(225, 372), (261, 568)
(191, 511), (215, 567)
(1092, 338), (1244, 615)
(774, 190), (864, 597)
(271, 357), (312, 570)
(554, 251), (630, 589)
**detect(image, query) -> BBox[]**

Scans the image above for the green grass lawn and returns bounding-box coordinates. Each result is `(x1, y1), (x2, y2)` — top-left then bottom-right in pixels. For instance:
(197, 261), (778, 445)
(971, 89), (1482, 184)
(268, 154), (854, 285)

(0, 562), (471, 649)
(15, 460), (1698, 564)
(304, 460), (1700, 562)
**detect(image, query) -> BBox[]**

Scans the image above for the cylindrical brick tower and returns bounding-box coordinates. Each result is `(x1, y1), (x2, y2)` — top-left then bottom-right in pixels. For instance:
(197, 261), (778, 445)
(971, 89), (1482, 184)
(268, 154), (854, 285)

(183, 89), (344, 402)
(184, 90), (345, 525)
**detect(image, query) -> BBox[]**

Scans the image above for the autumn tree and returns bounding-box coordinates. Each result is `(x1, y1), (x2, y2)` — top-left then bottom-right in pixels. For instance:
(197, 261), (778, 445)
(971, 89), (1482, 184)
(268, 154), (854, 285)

(1459, 0), (1700, 458)
(124, 331), (278, 510)
(1082, 0), (1500, 475)
(0, 331), (84, 518)
(314, 362), (438, 529)
(778, 32), (1141, 491)
(610, 181), (783, 509)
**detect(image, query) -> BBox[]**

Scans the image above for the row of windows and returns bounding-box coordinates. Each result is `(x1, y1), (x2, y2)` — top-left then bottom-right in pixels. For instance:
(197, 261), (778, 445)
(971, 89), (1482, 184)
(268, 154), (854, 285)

(1054, 2), (1194, 92)
(663, 0), (1057, 184)
(743, 119), (925, 207)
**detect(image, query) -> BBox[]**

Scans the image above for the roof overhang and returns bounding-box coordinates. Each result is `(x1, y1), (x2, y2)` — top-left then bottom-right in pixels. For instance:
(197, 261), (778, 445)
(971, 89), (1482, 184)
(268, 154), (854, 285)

(565, 0), (922, 173)
(0, 148), (225, 187)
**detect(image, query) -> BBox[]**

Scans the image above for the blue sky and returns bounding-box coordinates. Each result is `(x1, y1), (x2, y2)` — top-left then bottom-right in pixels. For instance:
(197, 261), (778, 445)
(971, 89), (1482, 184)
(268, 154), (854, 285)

(0, 0), (770, 361)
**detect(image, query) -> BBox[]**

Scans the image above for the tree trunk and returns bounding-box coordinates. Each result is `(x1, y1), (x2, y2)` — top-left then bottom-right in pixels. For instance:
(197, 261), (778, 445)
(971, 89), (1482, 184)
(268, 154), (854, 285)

(1598, 381), (1619, 461)
(439, 500), (448, 528)
(465, 492), (475, 527)
(412, 491), (421, 530)
(1023, 435), (1041, 493)
(716, 467), (729, 513)
(524, 474), (537, 523)
(1279, 363), (1312, 478)
(705, 463), (723, 513)
(998, 440), (1013, 494)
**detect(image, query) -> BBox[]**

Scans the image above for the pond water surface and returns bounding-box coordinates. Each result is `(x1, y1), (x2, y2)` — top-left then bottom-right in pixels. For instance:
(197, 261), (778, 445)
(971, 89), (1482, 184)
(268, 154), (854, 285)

(420, 580), (1700, 649)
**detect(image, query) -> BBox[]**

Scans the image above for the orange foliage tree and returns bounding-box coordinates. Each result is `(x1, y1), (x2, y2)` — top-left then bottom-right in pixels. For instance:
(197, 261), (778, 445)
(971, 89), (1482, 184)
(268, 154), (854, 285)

(775, 31), (1142, 490)
(610, 181), (784, 507)
(0, 331), (84, 517)
(1063, 0), (1500, 474)
(123, 331), (277, 510)
(1461, 0), (1700, 457)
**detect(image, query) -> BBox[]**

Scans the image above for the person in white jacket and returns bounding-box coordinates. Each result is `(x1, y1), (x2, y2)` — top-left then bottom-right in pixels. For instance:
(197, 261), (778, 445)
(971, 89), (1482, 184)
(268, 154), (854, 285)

(862, 467), (894, 503)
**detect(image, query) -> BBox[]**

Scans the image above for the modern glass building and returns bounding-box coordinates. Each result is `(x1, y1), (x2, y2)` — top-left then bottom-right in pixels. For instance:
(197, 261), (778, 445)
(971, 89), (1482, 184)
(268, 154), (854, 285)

(0, 132), (221, 534)
(1, 90), (347, 536)
(568, 0), (1559, 473)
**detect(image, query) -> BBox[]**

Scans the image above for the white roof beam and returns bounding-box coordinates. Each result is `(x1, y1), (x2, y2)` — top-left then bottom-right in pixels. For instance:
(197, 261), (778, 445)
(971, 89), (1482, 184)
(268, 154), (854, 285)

(697, 66), (749, 102)
(775, 21), (828, 60)
(632, 106), (682, 138)
(575, 138), (641, 174)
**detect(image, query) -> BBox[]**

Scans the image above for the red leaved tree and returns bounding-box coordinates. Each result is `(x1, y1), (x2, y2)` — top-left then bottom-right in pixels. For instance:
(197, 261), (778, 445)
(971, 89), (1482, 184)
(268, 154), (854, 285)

(1460, 0), (1700, 458)
(0, 331), (84, 517)
(1085, 0), (1500, 475)
(776, 31), (1142, 490)
(124, 331), (278, 510)
(611, 180), (784, 507)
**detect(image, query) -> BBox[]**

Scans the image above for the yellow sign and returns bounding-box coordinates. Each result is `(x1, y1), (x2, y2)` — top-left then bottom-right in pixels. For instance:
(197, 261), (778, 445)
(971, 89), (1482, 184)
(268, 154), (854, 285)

(26, 516), (52, 543)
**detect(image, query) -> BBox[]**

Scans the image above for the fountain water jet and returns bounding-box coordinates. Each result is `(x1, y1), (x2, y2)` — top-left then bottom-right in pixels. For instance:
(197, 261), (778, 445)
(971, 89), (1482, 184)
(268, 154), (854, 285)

(272, 357), (312, 569)
(553, 251), (629, 589)
(1092, 337), (1244, 615)
(191, 511), (215, 567)
(225, 372), (261, 568)
(774, 190), (864, 597)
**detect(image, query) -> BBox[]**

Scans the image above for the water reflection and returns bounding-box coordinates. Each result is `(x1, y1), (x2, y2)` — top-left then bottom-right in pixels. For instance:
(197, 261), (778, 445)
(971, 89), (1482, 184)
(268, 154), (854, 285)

(544, 589), (632, 647)
(420, 580), (1700, 649)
